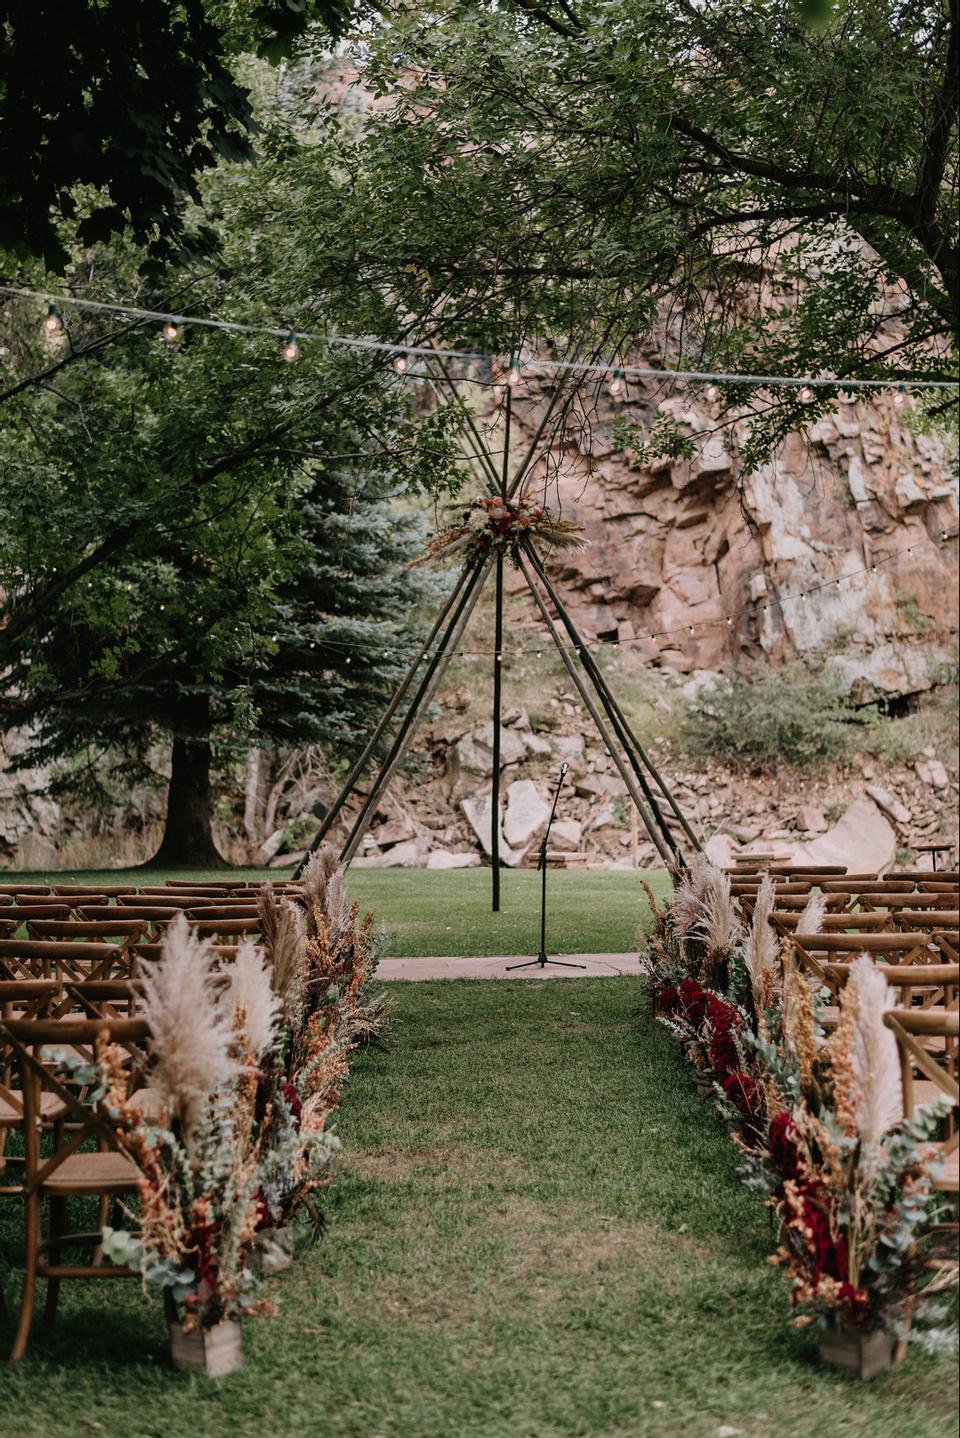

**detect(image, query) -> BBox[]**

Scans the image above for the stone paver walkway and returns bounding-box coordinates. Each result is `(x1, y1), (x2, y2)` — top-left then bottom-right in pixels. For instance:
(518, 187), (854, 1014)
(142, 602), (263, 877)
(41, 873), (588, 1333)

(378, 952), (639, 979)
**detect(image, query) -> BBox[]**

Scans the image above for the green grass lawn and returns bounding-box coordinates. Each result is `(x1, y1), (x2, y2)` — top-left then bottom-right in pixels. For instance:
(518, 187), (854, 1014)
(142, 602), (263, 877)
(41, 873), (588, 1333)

(1, 980), (955, 1437)
(4, 866), (672, 956)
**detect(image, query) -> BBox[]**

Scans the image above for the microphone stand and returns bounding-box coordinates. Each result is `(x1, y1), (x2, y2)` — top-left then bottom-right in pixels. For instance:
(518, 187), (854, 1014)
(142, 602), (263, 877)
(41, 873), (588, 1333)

(507, 763), (585, 971)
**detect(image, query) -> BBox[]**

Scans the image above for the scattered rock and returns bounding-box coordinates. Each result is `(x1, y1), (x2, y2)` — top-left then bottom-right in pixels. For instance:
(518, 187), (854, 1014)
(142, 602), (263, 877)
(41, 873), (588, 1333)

(866, 785), (911, 825)
(791, 797), (897, 874)
(454, 723), (526, 776)
(797, 804), (827, 833)
(916, 758), (949, 790)
(425, 850), (481, 869)
(255, 828), (286, 863)
(502, 779), (551, 849)
(351, 839), (421, 868)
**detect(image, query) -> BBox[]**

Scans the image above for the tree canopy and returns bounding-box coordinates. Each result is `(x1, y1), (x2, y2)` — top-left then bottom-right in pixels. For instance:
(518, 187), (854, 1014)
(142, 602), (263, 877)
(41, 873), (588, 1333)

(0, 0), (355, 272)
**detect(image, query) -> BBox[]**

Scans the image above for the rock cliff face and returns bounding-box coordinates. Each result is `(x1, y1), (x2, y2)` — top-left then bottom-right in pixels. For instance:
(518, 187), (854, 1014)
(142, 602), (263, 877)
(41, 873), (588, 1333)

(511, 386), (958, 696)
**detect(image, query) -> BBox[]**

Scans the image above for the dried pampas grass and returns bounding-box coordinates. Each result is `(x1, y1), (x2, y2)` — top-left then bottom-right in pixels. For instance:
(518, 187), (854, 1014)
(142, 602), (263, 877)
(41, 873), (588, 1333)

(670, 853), (713, 935)
(696, 866), (743, 957)
(258, 884), (305, 1023)
(796, 892), (828, 936)
(140, 913), (239, 1141)
(744, 873), (779, 1012)
(228, 940), (281, 1059)
(847, 955), (903, 1147)
(302, 844), (349, 933)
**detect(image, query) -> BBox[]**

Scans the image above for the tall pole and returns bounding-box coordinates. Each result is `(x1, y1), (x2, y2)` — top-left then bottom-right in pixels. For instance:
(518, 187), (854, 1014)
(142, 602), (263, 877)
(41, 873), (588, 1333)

(292, 564), (473, 878)
(490, 551), (504, 910)
(490, 384), (512, 911)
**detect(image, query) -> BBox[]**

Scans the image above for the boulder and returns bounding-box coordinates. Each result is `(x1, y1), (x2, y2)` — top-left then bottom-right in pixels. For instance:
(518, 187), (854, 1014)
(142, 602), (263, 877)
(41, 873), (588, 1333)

(426, 849), (481, 869)
(550, 818), (583, 851)
(502, 779), (551, 849)
(703, 832), (736, 868)
(790, 797), (896, 874)
(865, 785), (911, 826)
(461, 795), (524, 866)
(797, 804), (828, 834)
(371, 817), (416, 847)
(351, 839), (421, 869)
(454, 723), (527, 776)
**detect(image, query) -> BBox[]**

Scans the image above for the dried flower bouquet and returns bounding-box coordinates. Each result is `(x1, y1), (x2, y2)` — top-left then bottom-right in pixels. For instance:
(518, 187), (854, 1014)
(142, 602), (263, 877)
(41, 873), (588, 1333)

(640, 862), (957, 1357)
(409, 493), (587, 568)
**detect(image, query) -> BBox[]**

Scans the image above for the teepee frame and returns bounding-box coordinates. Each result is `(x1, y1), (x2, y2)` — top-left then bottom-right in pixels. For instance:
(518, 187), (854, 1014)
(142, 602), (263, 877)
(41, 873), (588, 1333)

(294, 367), (701, 902)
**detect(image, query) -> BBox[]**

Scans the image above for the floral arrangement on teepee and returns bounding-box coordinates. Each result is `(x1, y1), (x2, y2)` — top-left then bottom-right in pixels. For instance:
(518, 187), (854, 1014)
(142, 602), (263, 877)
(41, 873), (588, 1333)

(410, 492), (587, 568)
(640, 864), (957, 1362)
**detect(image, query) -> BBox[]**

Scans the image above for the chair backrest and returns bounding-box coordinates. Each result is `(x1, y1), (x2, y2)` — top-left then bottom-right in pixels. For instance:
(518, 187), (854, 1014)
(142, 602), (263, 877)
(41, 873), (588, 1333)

(0, 939), (126, 982)
(3, 1015), (152, 1184)
(27, 919), (147, 941)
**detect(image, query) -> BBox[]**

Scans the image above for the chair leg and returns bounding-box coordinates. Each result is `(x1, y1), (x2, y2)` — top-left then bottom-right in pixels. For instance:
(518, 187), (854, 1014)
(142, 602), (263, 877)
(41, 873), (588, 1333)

(43, 1195), (67, 1327)
(10, 1191), (40, 1362)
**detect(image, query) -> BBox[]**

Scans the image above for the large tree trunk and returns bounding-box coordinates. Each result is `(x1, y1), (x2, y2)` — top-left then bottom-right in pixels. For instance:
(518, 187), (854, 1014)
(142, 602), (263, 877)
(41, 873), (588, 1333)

(148, 697), (226, 868)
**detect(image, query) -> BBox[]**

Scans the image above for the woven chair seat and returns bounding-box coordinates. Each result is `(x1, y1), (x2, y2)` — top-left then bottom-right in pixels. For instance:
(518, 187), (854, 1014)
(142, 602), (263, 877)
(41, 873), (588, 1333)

(40, 1151), (141, 1195)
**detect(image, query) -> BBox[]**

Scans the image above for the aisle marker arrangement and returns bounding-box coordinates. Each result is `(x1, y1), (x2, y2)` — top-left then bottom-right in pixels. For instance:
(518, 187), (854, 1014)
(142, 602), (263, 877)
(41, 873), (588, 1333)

(640, 860), (958, 1378)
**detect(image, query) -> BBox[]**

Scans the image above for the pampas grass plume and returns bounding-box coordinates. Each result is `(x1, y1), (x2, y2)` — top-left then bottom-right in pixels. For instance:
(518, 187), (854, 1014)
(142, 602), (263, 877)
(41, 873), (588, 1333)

(796, 891), (828, 936)
(847, 955), (903, 1146)
(228, 940), (282, 1059)
(140, 913), (239, 1140)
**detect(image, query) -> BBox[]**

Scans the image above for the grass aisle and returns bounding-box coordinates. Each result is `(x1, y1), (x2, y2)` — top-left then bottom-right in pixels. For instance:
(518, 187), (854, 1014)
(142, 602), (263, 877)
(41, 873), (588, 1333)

(1, 980), (955, 1437)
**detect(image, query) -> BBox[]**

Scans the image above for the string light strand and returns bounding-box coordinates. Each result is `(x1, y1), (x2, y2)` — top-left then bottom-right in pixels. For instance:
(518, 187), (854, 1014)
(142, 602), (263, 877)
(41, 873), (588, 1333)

(3, 284), (957, 394)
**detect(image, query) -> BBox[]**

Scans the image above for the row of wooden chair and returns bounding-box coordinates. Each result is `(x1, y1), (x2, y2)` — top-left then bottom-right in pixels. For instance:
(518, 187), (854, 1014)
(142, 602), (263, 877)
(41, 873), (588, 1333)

(726, 861), (959, 1242)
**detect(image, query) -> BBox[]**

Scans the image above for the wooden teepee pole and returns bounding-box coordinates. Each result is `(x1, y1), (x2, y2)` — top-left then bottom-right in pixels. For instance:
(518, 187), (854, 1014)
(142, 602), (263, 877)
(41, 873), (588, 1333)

(517, 551), (676, 869)
(292, 563), (475, 878)
(339, 557), (492, 865)
(525, 546), (699, 857)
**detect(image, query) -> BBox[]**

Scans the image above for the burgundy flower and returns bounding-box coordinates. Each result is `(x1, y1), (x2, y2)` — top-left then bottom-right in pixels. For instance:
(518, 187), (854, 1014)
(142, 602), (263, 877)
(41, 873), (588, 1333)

(282, 1082), (302, 1127)
(769, 1110), (801, 1180)
(723, 1071), (757, 1113)
(652, 982), (680, 1014)
(679, 977), (707, 1024)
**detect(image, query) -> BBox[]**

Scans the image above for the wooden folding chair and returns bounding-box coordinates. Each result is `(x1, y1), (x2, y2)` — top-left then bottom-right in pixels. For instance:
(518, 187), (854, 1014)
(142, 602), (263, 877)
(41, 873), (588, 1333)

(884, 1008), (959, 1268)
(1, 982), (63, 1200)
(2, 1013), (150, 1359)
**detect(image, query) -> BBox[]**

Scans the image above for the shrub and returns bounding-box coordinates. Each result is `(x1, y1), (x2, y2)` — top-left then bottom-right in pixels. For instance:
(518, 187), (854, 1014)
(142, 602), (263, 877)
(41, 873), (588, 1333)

(680, 663), (875, 770)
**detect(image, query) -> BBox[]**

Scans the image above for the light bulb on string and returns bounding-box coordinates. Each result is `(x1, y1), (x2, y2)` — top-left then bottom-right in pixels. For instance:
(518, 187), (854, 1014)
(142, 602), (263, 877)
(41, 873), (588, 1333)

(161, 321), (180, 343)
(42, 303), (61, 335)
(607, 369), (625, 399)
(798, 383), (816, 405)
(893, 385), (907, 409)
(393, 352), (409, 375)
(704, 383), (720, 403)
(282, 332), (300, 363)
(505, 356), (521, 387)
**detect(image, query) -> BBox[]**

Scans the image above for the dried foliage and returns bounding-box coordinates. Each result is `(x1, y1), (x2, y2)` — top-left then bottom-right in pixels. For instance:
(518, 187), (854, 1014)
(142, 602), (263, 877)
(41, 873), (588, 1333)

(640, 870), (956, 1350)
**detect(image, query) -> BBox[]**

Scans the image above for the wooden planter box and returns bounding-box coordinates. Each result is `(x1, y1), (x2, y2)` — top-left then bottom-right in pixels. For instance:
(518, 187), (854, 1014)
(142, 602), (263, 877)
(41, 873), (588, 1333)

(169, 1318), (244, 1377)
(818, 1324), (897, 1380)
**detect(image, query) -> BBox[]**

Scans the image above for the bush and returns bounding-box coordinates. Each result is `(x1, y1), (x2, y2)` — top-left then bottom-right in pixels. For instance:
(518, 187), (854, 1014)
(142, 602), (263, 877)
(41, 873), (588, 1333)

(680, 663), (875, 770)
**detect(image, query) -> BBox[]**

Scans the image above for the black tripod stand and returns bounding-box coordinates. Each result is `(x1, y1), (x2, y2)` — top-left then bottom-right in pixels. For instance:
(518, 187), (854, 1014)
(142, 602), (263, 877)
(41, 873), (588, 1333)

(507, 763), (586, 972)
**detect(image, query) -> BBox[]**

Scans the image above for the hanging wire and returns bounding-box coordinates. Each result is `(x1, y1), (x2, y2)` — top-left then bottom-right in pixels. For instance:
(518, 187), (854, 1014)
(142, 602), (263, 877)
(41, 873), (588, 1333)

(3, 284), (957, 394)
